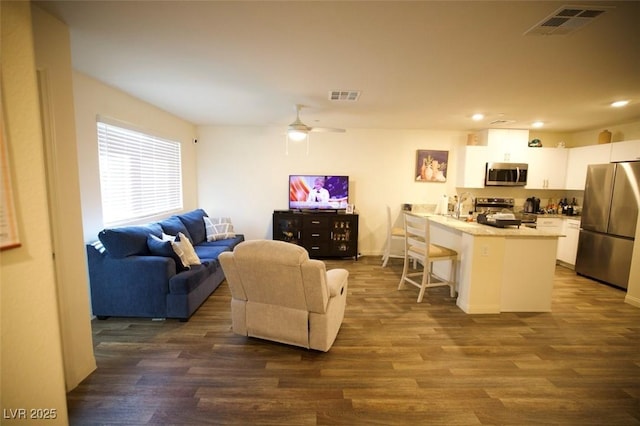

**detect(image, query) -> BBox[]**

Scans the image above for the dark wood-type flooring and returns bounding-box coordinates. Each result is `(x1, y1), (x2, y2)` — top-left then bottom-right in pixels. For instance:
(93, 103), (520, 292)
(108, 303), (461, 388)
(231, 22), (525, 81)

(67, 257), (640, 425)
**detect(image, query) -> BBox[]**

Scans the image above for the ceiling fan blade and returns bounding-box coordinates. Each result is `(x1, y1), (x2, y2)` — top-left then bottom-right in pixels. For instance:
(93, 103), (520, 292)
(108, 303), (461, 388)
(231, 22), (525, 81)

(287, 104), (345, 136)
(310, 127), (346, 133)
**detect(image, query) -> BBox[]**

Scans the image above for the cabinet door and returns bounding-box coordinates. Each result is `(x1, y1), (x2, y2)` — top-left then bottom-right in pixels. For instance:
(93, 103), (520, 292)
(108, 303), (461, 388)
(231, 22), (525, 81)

(273, 213), (302, 245)
(330, 216), (358, 257)
(610, 139), (640, 162)
(565, 144), (612, 190)
(457, 146), (488, 188)
(525, 148), (568, 189)
(558, 219), (580, 266)
(485, 129), (529, 162)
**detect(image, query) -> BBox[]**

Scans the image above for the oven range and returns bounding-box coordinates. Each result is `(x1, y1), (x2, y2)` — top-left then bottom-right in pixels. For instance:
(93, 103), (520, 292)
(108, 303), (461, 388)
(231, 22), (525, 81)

(474, 197), (537, 228)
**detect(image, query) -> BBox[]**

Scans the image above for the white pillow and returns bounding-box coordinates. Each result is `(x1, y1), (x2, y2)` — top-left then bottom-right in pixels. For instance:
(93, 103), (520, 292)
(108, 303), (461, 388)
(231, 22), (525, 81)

(171, 232), (201, 267)
(160, 232), (189, 269)
(204, 216), (236, 241)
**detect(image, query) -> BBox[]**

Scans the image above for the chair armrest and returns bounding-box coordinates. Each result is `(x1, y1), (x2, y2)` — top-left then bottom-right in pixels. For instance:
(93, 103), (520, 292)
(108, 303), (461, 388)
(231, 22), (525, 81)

(326, 268), (348, 297)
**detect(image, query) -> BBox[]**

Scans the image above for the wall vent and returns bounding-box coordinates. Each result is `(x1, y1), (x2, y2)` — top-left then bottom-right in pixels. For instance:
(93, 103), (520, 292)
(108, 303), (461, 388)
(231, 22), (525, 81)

(329, 90), (361, 101)
(525, 5), (612, 36)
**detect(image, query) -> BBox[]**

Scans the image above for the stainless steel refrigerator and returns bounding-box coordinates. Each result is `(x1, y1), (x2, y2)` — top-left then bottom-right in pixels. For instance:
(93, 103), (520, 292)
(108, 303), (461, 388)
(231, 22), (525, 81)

(575, 162), (640, 289)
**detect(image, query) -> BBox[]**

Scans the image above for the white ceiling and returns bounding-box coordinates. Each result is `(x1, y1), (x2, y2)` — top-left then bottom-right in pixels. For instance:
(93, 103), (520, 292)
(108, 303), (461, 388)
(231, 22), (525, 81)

(35, 0), (640, 133)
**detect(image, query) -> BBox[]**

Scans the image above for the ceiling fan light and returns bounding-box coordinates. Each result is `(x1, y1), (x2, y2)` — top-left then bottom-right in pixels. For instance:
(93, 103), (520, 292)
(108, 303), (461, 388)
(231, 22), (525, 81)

(611, 100), (629, 108)
(287, 129), (308, 141)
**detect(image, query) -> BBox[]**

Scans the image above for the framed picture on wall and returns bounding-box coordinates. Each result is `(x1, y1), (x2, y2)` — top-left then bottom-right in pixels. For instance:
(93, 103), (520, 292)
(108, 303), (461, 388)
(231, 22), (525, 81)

(415, 149), (448, 182)
(0, 87), (21, 250)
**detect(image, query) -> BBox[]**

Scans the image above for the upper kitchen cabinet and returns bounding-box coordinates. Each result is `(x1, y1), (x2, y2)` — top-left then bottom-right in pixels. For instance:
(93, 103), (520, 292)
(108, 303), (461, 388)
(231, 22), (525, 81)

(565, 144), (612, 190)
(457, 145), (488, 188)
(525, 147), (568, 189)
(610, 139), (640, 162)
(478, 129), (529, 162)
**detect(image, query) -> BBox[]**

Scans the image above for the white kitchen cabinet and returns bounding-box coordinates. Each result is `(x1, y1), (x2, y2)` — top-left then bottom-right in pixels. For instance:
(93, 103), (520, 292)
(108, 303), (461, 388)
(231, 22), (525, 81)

(610, 139), (640, 162)
(557, 218), (580, 267)
(537, 217), (564, 265)
(479, 129), (529, 162)
(537, 217), (563, 233)
(565, 144), (612, 190)
(525, 148), (568, 189)
(456, 145), (488, 188)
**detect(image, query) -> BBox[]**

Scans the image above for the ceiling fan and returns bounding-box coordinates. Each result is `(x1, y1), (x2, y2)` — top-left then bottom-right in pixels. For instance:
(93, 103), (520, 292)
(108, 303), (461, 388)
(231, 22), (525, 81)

(287, 104), (346, 141)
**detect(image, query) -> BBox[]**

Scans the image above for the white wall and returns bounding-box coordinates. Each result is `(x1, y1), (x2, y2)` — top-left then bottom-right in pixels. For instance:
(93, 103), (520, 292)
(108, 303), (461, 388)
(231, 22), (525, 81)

(571, 120), (640, 147)
(1, 1), (69, 423)
(32, 4), (96, 391)
(195, 126), (466, 255)
(73, 72), (199, 241)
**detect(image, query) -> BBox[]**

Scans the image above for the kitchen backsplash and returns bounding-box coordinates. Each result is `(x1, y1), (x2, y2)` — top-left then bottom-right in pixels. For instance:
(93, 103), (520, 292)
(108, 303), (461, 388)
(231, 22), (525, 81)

(454, 187), (584, 215)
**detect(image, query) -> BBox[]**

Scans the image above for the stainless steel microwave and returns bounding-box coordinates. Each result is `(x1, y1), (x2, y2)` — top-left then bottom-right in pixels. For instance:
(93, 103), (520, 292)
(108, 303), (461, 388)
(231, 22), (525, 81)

(485, 162), (528, 186)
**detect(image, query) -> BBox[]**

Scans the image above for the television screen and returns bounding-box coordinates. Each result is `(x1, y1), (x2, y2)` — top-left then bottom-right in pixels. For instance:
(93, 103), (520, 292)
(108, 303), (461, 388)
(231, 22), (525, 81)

(289, 175), (349, 210)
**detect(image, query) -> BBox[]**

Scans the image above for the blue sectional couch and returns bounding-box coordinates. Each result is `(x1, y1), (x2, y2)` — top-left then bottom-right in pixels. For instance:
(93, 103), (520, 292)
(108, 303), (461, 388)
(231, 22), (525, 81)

(86, 209), (244, 321)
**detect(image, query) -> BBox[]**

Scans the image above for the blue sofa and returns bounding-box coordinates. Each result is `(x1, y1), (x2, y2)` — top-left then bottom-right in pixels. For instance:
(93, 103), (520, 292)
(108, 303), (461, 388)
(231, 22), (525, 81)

(86, 209), (244, 321)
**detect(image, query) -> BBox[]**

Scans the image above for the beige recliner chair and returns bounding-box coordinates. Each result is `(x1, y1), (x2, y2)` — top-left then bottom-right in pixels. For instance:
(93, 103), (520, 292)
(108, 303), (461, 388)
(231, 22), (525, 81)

(219, 240), (349, 352)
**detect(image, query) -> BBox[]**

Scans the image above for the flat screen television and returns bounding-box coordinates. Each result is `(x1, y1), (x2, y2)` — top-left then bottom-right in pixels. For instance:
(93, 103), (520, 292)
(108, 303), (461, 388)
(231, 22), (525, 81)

(289, 175), (349, 210)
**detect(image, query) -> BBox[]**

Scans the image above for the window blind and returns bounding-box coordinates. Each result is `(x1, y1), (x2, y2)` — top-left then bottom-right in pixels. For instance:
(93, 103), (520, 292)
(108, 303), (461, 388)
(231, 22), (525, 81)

(97, 121), (183, 226)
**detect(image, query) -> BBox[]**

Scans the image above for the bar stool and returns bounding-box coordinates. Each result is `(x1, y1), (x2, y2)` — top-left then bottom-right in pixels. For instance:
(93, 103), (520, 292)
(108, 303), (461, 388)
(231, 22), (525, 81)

(382, 205), (405, 267)
(398, 212), (458, 302)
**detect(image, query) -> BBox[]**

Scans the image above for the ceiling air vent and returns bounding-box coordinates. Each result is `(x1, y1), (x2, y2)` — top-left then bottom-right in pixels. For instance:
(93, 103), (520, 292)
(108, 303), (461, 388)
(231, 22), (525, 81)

(525, 5), (612, 36)
(489, 119), (516, 126)
(329, 90), (361, 101)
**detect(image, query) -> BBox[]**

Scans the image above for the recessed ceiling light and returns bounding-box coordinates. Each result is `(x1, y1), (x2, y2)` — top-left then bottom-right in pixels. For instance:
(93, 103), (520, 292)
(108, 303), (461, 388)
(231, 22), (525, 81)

(532, 121), (544, 128)
(471, 113), (484, 121)
(611, 100), (629, 108)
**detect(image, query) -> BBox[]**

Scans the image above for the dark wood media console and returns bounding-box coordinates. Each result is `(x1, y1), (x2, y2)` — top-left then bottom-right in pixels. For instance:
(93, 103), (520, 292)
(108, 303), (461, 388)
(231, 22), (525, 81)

(272, 210), (359, 259)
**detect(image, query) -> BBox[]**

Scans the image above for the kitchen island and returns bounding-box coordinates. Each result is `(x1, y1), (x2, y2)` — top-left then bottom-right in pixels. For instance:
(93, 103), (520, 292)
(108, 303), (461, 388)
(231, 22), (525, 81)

(415, 213), (564, 313)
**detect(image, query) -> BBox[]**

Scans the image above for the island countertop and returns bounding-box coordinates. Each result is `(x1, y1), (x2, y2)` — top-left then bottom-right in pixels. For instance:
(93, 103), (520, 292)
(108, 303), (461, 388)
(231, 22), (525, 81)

(405, 212), (562, 313)
(420, 214), (565, 238)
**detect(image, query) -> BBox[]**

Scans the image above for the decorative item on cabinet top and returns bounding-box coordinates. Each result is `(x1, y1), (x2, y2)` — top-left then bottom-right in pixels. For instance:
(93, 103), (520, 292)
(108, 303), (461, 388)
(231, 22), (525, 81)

(528, 138), (543, 147)
(598, 129), (612, 144)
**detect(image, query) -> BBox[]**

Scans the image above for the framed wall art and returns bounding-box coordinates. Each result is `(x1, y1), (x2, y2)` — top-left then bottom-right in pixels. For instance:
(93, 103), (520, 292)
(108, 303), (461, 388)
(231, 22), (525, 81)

(0, 87), (21, 250)
(415, 149), (448, 182)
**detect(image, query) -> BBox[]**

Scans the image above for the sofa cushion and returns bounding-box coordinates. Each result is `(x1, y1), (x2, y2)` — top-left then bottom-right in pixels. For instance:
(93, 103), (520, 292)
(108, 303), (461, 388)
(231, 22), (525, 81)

(147, 234), (189, 272)
(204, 216), (236, 241)
(168, 262), (217, 295)
(159, 216), (192, 242)
(178, 209), (208, 245)
(198, 234), (245, 249)
(194, 245), (229, 262)
(98, 223), (163, 258)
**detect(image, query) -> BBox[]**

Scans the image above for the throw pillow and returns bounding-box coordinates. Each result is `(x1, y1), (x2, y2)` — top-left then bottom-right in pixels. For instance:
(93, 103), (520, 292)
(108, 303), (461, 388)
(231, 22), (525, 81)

(204, 216), (236, 241)
(162, 232), (176, 242)
(147, 234), (189, 272)
(172, 232), (201, 266)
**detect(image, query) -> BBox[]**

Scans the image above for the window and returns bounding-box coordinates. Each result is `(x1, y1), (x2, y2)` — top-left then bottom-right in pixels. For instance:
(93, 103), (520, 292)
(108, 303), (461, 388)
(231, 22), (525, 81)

(97, 120), (183, 226)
